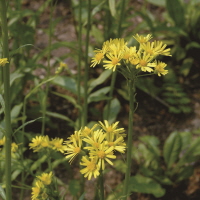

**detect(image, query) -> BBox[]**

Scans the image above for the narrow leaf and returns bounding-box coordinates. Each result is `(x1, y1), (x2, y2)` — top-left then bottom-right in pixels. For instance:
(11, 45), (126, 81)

(163, 132), (182, 168)
(109, 0), (116, 17)
(0, 186), (6, 200)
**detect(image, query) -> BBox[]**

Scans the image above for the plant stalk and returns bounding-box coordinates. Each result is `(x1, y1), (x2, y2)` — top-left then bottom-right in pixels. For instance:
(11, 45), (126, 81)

(122, 79), (135, 199)
(105, 0), (126, 120)
(83, 0), (91, 126)
(0, 1), (12, 200)
(99, 169), (105, 200)
(77, 0), (82, 129)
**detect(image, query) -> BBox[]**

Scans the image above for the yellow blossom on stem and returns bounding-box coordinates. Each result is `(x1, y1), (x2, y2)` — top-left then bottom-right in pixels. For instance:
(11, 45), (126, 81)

(50, 137), (65, 153)
(136, 52), (155, 72)
(64, 133), (82, 164)
(151, 61), (168, 76)
(37, 172), (53, 185)
(83, 129), (106, 150)
(80, 124), (98, 137)
(31, 180), (44, 200)
(80, 156), (100, 180)
(0, 58), (9, 67)
(133, 34), (152, 44)
(11, 142), (18, 153)
(89, 143), (116, 170)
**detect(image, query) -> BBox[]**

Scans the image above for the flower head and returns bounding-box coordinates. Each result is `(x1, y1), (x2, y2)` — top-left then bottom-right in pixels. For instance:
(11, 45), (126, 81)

(152, 61), (168, 76)
(31, 180), (44, 200)
(29, 135), (50, 152)
(80, 156), (100, 180)
(64, 132), (82, 164)
(89, 143), (116, 170)
(50, 137), (65, 153)
(0, 58), (9, 67)
(37, 172), (53, 185)
(11, 142), (18, 153)
(133, 34), (152, 44)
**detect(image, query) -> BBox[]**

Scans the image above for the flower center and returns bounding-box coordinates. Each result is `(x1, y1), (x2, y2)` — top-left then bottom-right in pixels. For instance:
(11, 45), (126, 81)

(93, 142), (99, 148)
(74, 147), (81, 153)
(139, 60), (147, 66)
(88, 162), (96, 171)
(112, 58), (119, 65)
(107, 127), (113, 133)
(97, 150), (106, 158)
(95, 53), (104, 61)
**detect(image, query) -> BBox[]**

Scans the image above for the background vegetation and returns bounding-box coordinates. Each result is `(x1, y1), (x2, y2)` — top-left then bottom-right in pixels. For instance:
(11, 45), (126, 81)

(0, 0), (200, 199)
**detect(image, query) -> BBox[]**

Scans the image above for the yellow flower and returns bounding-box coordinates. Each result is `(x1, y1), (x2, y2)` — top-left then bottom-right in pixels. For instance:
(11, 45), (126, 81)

(29, 136), (44, 152)
(40, 135), (50, 148)
(106, 136), (126, 154)
(83, 129), (106, 150)
(50, 137), (65, 153)
(136, 52), (155, 72)
(133, 34), (152, 44)
(0, 136), (6, 146)
(80, 124), (98, 137)
(151, 61), (168, 76)
(64, 133), (82, 163)
(55, 62), (68, 74)
(80, 156), (100, 180)
(31, 180), (44, 200)
(123, 46), (137, 61)
(0, 58), (9, 67)
(98, 120), (125, 137)
(89, 143), (116, 170)
(152, 41), (171, 56)
(37, 172), (53, 185)
(103, 44), (124, 71)
(11, 142), (18, 153)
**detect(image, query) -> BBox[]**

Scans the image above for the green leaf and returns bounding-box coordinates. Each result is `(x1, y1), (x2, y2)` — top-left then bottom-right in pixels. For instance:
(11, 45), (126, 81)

(69, 180), (80, 196)
(0, 94), (5, 114)
(88, 70), (112, 93)
(13, 117), (42, 135)
(176, 166), (194, 182)
(113, 160), (127, 173)
(163, 132), (182, 169)
(129, 174), (166, 198)
(30, 155), (48, 171)
(0, 185), (6, 200)
(88, 86), (110, 103)
(166, 0), (185, 28)
(146, 0), (166, 6)
(45, 111), (75, 126)
(109, 0), (116, 17)
(103, 98), (121, 123)
(11, 103), (23, 119)
(52, 76), (80, 95)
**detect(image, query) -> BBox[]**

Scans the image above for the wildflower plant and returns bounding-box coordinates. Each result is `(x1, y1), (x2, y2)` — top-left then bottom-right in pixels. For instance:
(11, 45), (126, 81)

(63, 120), (126, 198)
(90, 34), (171, 199)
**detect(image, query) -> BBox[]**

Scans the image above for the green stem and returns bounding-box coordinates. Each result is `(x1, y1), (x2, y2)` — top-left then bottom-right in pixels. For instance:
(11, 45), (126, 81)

(99, 170), (105, 200)
(0, 1), (12, 200)
(77, 0), (82, 129)
(105, 0), (126, 120)
(41, 0), (53, 135)
(122, 79), (135, 199)
(82, 0), (91, 126)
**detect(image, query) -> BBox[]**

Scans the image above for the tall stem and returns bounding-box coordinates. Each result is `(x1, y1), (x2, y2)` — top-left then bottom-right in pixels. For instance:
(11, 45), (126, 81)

(82, 0), (91, 126)
(122, 79), (135, 199)
(105, 0), (126, 120)
(77, 0), (82, 129)
(0, 1), (12, 200)
(99, 169), (105, 200)
(41, 0), (53, 135)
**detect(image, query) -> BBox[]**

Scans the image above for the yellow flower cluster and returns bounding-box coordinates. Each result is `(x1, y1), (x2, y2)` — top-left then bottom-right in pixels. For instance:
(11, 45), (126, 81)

(63, 120), (126, 180)
(0, 58), (9, 67)
(31, 172), (53, 200)
(90, 34), (171, 76)
(29, 135), (65, 153)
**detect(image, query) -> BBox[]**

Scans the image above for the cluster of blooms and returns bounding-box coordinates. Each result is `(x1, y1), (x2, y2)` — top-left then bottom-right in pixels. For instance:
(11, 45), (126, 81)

(0, 58), (9, 67)
(90, 34), (171, 76)
(29, 135), (65, 153)
(0, 136), (18, 153)
(64, 120), (126, 180)
(31, 172), (53, 200)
